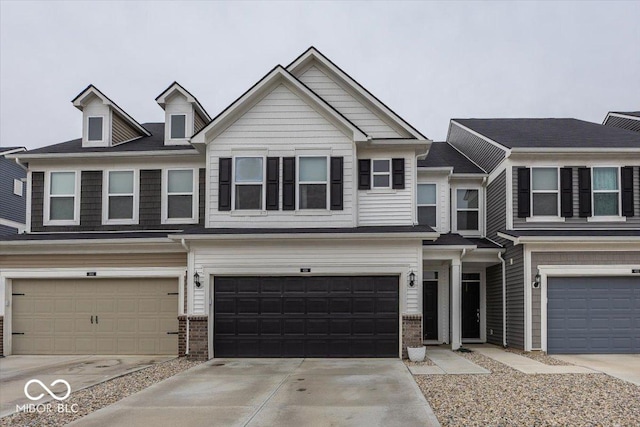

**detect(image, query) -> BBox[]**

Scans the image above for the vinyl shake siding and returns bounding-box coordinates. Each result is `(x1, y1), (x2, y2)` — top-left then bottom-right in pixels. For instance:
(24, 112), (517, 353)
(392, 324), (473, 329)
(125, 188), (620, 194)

(447, 123), (505, 173)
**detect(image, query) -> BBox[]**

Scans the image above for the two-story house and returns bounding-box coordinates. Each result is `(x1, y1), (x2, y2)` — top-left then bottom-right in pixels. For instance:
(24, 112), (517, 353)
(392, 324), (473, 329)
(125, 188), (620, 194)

(0, 147), (27, 237)
(449, 118), (640, 354)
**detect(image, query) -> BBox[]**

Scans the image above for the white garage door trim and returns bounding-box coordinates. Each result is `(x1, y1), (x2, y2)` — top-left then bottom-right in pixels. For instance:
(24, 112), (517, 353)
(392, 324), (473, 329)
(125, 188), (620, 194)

(1, 267), (185, 356)
(538, 264), (640, 352)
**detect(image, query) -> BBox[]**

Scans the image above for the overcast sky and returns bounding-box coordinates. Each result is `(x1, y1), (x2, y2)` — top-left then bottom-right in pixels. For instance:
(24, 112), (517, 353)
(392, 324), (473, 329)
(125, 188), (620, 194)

(1, 1), (639, 150)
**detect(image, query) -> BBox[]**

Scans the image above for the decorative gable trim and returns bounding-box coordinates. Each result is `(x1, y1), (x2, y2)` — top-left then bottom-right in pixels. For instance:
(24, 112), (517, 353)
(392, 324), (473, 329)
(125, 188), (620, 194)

(191, 66), (369, 145)
(286, 47), (428, 141)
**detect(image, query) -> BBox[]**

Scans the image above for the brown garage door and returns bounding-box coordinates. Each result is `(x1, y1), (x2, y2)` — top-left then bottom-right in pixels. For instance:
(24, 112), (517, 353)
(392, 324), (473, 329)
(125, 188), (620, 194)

(12, 278), (179, 355)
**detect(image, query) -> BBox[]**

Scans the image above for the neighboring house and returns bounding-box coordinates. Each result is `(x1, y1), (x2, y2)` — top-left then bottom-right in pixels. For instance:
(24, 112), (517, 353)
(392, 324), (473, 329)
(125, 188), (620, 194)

(0, 147), (27, 236)
(448, 118), (640, 354)
(603, 111), (640, 132)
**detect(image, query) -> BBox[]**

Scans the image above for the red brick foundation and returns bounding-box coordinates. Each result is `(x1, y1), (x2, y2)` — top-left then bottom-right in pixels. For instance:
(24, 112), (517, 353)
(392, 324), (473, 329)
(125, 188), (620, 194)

(178, 315), (208, 360)
(402, 314), (422, 359)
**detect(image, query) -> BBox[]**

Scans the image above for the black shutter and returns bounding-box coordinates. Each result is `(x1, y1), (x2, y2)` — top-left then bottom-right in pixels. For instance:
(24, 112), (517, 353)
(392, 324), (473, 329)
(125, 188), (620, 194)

(392, 158), (405, 189)
(578, 167), (592, 217)
(218, 158), (232, 211)
(622, 166), (635, 217)
(282, 157), (296, 210)
(266, 157), (279, 211)
(517, 167), (530, 218)
(358, 159), (371, 190)
(560, 167), (573, 218)
(330, 157), (344, 210)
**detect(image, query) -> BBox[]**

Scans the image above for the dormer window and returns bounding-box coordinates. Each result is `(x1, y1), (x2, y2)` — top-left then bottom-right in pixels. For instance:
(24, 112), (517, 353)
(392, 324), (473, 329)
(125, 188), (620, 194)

(170, 114), (187, 139)
(87, 116), (104, 142)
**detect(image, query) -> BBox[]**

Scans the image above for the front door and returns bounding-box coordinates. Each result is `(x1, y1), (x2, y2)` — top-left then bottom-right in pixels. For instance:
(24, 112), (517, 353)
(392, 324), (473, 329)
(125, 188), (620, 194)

(423, 272), (438, 340)
(461, 273), (480, 339)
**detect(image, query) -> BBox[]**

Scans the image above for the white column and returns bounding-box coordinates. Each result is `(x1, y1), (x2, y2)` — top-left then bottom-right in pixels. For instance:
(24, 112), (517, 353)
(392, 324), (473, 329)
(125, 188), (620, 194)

(450, 258), (462, 350)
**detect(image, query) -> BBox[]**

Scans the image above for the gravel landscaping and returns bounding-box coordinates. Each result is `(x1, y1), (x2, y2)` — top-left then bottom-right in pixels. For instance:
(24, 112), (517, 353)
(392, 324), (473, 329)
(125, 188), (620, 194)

(414, 351), (640, 426)
(404, 357), (435, 366)
(0, 357), (202, 427)
(505, 348), (569, 366)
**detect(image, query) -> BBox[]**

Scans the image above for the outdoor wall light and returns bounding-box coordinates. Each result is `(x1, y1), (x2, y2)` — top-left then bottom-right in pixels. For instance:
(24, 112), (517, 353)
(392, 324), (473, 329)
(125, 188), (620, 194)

(408, 271), (416, 288)
(533, 271), (541, 289)
(194, 272), (202, 288)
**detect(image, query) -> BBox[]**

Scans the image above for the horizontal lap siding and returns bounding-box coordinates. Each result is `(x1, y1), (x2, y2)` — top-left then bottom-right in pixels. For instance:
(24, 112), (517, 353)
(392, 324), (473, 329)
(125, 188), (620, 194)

(604, 116), (640, 133)
(487, 170), (507, 244)
(513, 166), (640, 228)
(0, 252), (187, 268)
(0, 156), (26, 223)
(505, 244), (524, 349)
(194, 112), (207, 134)
(112, 113), (140, 144)
(486, 263), (503, 346)
(208, 84), (354, 228)
(447, 123), (505, 173)
(298, 65), (404, 138)
(193, 240), (422, 315)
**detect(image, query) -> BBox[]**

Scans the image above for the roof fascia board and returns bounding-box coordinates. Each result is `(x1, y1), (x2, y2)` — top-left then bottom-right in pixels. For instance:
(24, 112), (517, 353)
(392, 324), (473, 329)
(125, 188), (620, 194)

(510, 147), (640, 153)
(155, 82), (212, 121)
(0, 147), (26, 156)
(172, 231), (439, 241)
(10, 150), (201, 160)
(286, 48), (428, 140)
(497, 231), (640, 244)
(450, 120), (512, 155)
(191, 66), (368, 144)
(72, 85), (151, 137)
(417, 166), (454, 174)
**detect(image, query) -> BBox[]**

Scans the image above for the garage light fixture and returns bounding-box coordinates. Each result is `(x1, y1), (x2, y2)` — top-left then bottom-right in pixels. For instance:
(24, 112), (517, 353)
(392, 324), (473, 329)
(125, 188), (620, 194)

(194, 272), (202, 288)
(533, 271), (541, 289)
(408, 270), (416, 288)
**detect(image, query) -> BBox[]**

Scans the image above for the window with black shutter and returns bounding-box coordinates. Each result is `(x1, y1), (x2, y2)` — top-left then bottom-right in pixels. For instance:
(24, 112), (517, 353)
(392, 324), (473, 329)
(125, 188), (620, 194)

(622, 166), (634, 217)
(282, 157), (296, 210)
(218, 158), (232, 211)
(330, 157), (343, 210)
(560, 167), (573, 218)
(517, 167), (530, 218)
(391, 158), (405, 189)
(578, 167), (592, 217)
(266, 157), (279, 210)
(358, 159), (371, 190)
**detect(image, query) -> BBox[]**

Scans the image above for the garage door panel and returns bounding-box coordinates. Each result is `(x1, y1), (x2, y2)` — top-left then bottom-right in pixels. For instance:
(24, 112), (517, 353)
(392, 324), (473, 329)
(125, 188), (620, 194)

(547, 276), (640, 354)
(214, 276), (399, 358)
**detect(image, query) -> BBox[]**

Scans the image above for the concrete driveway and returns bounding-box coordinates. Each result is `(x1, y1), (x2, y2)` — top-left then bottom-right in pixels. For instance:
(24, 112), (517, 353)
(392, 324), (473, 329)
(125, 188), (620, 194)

(551, 354), (640, 386)
(69, 359), (440, 427)
(0, 355), (173, 418)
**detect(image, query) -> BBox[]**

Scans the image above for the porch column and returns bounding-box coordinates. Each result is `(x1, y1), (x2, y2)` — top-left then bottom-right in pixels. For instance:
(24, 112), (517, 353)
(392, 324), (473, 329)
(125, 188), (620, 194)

(451, 258), (462, 350)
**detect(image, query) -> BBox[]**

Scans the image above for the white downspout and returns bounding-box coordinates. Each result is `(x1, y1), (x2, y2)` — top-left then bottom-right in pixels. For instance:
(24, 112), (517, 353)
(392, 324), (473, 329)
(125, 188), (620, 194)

(498, 251), (507, 347)
(181, 238), (190, 356)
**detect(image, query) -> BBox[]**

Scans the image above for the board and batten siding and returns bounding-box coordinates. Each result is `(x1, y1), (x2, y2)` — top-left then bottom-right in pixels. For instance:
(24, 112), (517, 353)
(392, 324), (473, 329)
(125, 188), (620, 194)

(486, 170), (507, 244)
(530, 250), (640, 350)
(112, 113), (141, 145)
(208, 84), (354, 228)
(297, 65), (404, 138)
(447, 123), (505, 173)
(505, 243), (524, 349)
(192, 239), (422, 315)
(485, 263), (503, 346)
(513, 166), (640, 228)
(358, 150), (414, 226)
(0, 156), (26, 224)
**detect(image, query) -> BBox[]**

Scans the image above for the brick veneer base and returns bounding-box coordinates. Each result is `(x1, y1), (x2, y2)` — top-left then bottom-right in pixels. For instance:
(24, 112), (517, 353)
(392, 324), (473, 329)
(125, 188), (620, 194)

(0, 316), (3, 356)
(178, 315), (208, 360)
(402, 314), (422, 359)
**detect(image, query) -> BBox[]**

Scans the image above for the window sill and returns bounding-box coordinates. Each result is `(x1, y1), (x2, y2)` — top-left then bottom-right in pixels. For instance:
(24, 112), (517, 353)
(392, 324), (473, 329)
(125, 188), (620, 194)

(365, 189), (396, 194)
(102, 219), (139, 226)
(43, 220), (80, 227)
(526, 216), (565, 223)
(162, 217), (198, 224)
(295, 210), (332, 216)
(587, 216), (627, 223)
(230, 210), (268, 217)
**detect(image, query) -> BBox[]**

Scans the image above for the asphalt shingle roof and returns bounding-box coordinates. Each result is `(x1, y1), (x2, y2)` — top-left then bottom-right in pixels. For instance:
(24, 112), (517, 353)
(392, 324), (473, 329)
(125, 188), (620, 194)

(418, 142), (485, 173)
(453, 118), (640, 149)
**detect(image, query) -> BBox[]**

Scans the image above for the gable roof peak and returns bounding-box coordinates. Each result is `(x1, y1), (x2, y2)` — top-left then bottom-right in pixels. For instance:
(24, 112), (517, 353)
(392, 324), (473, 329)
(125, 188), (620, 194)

(155, 81), (211, 121)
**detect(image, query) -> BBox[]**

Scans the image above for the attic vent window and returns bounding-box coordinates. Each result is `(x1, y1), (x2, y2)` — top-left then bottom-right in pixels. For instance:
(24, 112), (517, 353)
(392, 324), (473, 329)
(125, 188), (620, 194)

(170, 114), (186, 139)
(88, 117), (103, 141)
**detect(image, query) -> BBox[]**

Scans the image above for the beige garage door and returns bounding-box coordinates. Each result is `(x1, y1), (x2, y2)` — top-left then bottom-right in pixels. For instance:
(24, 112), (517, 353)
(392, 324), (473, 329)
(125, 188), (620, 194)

(12, 278), (179, 355)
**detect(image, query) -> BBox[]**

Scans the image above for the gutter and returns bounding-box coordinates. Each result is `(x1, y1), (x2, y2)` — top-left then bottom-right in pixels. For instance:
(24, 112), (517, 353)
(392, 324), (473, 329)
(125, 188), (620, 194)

(498, 251), (507, 347)
(170, 231), (439, 241)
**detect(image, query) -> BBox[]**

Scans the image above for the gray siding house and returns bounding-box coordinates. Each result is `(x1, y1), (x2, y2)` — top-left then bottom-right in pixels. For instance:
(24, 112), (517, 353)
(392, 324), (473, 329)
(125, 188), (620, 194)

(0, 147), (27, 236)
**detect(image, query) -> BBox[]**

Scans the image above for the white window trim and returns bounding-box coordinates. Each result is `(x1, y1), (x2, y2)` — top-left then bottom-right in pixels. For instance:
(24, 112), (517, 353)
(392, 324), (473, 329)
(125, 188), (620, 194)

(454, 187), (481, 235)
(86, 115), (106, 143)
(371, 158), (392, 189)
(102, 169), (139, 225)
(528, 166), (561, 221)
(296, 155), (329, 211)
(161, 168), (199, 224)
(417, 182), (438, 228)
(169, 114), (188, 140)
(231, 156), (266, 212)
(589, 166), (623, 221)
(43, 171), (80, 226)
(13, 179), (23, 196)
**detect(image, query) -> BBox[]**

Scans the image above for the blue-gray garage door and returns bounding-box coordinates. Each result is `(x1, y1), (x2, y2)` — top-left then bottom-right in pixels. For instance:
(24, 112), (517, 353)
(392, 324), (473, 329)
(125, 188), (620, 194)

(547, 277), (640, 354)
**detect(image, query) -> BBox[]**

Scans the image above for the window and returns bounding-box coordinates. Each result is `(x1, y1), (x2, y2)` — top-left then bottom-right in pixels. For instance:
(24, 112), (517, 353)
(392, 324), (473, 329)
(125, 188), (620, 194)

(105, 170), (137, 223)
(531, 167), (559, 216)
(372, 159), (391, 188)
(13, 179), (23, 196)
(456, 189), (479, 231)
(165, 169), (196, 221)
(88, 117), (103, 142)
(170, 114), (186, 139)
(299, 156), (327, 209)
(592, 167), (619, 216)
(234, 157), (263, 210)
(417, 184), (437, 227)
(47, 171), (77, 223)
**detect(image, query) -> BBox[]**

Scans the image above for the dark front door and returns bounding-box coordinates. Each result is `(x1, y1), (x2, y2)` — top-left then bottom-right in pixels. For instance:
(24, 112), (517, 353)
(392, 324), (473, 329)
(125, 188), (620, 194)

(462, 273), (480, 339)
(213, 276), (399, 358)
(423, 277), (438, 340)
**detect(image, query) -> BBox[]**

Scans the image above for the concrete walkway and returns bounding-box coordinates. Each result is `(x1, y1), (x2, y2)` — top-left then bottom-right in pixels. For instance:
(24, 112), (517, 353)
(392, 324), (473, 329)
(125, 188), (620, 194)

(69, 359), (440, 427)
(552, 354), (640, 386)
(0, 355), (173, 418)
(466, 345), (596, 374)
(409, 348), (490, 375)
